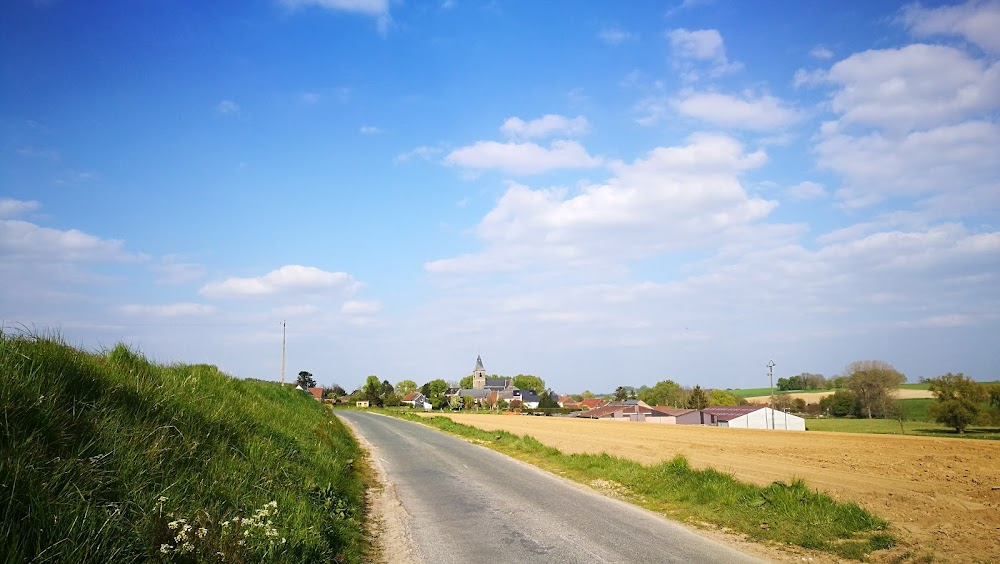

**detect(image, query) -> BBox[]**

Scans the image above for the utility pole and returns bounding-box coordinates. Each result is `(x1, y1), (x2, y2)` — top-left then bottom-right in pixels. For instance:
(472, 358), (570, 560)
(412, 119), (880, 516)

(767, 360), (776, 429)
(281, 321), (286, 385)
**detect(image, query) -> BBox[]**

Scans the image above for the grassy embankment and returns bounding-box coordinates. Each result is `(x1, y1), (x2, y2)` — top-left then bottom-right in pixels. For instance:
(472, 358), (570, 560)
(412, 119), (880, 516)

(1, 332), (369, 563)
(389, 411), (894, 560)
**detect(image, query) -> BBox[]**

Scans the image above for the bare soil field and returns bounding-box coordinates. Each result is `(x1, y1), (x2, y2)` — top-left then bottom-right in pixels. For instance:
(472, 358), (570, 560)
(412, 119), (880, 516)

(437, 413), (1000, 562)
(744, 389), (935, 403)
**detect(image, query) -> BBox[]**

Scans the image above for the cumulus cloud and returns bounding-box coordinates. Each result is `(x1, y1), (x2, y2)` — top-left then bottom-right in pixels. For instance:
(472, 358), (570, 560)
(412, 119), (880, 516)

(673, 91), (800, 131)
(824, 44), (1000, 132)
(118, 303), (219, 317)
(500, 114), (589, 139)
(0, 219), (133, 262)
(818, 120), (1000, 209)
(199, 265), (360, 298)
(428, 133), (772, 273)
(0, 198), (41, 218)
(901, 0), (1000, 54)
(444, 139), (603, 175)
(667, 28), (742, 79)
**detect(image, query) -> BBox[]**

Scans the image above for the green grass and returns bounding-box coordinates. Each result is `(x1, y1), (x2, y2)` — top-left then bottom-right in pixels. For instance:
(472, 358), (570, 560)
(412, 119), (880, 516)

(806, 417), (1000, 439)
(0, 331), (370, 563)
(396, 412), (894, 560)
(898, 383), (930, 390)
(727, 387), (774, 398)
(899, 398), (933, 421)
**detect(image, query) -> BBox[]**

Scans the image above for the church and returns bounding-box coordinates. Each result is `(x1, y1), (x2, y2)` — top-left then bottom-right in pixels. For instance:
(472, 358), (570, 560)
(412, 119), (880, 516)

(470, 355), (515, 392)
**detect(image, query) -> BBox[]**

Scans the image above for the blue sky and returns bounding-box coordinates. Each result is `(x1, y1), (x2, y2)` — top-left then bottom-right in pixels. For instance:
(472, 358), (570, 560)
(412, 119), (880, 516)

(2, 0), (998, 393)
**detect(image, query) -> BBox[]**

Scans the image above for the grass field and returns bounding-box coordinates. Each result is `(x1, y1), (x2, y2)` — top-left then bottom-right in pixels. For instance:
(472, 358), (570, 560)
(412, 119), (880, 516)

(806, 417), (1000, 439)
(1, 332), (370, 563)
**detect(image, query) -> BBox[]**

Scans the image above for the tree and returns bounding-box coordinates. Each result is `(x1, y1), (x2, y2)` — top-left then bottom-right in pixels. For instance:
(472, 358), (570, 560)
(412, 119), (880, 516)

(421, 379), (448, 397)
(844, 360), (906, 419)
(987, 383), (1000, 410)
(383, 392), (402, 407)
(772, 394), (794, 411)
(323, 384), (346, 400)
(363, 375), (383, 406)
(513, 375), (545, 393)
(613, 386), (629, 402)
(819, 390), (856, 417)
(708, 389), (739, 407)
(497, 398), (509, 411)
(638, 380), (684, 407)
(687, 386), (709, 409)
(459, 375), (473, 389)
(395, 379), (417, 397)
(927, 373), (986, 433)
(537, 390), (559, 409)
(582, 390), (596, 399)
(381, 379), (394, 398)
(296, 371), (316, 388)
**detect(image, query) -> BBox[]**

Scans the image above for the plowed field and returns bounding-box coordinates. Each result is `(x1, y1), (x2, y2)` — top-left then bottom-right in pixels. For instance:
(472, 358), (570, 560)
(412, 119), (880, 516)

(436, 414), (1000, 562)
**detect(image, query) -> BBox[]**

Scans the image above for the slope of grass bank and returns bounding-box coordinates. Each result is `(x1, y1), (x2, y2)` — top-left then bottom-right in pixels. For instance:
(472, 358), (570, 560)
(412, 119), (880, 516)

(393, 411), (893, 560)
(1, 332), (368, 563)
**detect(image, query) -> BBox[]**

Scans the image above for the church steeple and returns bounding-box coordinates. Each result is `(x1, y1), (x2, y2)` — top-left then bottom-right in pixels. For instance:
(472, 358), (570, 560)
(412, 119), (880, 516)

(471, 355), (488, 389)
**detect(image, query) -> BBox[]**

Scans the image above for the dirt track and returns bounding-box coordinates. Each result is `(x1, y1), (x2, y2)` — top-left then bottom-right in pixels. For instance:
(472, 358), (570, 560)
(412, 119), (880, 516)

(438, 414), (1000, 562)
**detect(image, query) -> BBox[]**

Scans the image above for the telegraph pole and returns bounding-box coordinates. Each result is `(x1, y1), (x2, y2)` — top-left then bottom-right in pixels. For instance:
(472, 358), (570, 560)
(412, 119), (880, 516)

(281, 321), (286, 385)
(767, 360), (776, 429)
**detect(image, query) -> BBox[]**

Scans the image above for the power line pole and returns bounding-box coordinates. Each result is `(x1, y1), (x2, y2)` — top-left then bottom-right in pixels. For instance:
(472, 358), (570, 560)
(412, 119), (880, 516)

(767, 360), (776, 430)
(281, 321), (286, 385)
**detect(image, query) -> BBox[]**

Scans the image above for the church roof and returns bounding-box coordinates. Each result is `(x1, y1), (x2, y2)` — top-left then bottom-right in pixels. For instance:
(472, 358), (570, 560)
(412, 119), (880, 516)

(474, 355), (485, 372)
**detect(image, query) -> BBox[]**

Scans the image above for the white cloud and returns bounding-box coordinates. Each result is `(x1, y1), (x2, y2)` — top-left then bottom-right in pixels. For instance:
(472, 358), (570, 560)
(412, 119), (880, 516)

(673, 91), (800, 131)
(817, 120), (1000, 210)
(199, 265), (360, 298)
(792, 68), (826, 88)
(668, 28), (724, 60)
(499, 115), (589, 139)
(278, 0), (387, 15)
(0, 219), (132, 262)
(901, 0), (1000, 54)
(152, 255), (205, 285)
(0, 198), (41, 218)
(360, 125), (382, 134)
(395, 145), (444, 164)
(598, 28), (637, 45)
(341, 300), (381, 314)
(428, 133), (772, 273)
(666, 28), (742, 79)
(279, 0), (390, 33)
(118, 303), (219, 317)
(810, 45), (834, 59)
(786, 181), (827, 200)
(215, 99), (240, 115)
(444, 139), (603, 175)
(825, 44), (1000, 132)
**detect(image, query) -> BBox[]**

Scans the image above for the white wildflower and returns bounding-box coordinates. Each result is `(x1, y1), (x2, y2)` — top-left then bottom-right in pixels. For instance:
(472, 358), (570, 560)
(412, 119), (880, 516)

(160, 544), (173, 554)
(197, 527), (208, 538)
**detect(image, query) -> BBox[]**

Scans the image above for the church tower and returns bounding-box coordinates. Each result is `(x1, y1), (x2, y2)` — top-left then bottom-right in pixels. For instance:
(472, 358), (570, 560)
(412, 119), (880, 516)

(471, 355), (488, 389)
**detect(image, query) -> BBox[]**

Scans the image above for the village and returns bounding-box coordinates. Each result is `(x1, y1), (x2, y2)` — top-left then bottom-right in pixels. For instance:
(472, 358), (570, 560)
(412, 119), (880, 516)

(298, 355), (808, 431)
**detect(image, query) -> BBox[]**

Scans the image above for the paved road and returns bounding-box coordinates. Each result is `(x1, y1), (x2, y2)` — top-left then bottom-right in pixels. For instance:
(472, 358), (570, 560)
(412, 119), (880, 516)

(337, 411), (765, 564)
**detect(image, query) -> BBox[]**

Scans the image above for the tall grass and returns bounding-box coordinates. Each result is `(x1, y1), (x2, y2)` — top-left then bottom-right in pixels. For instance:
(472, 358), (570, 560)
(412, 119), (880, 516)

(0, 331), (368, 563)
(402, 413), (894, 560)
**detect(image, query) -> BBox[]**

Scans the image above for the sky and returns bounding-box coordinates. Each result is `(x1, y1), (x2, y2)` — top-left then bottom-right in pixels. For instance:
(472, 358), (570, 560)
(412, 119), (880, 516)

(2, 0), (999, 394)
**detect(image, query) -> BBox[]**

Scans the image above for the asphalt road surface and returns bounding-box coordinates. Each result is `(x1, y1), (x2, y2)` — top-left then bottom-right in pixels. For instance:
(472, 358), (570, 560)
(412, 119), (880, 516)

(337, 411), (765, 564)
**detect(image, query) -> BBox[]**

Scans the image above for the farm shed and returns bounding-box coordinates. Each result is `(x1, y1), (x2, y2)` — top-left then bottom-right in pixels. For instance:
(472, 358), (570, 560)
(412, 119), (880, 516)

(701, 406), (805, 431)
